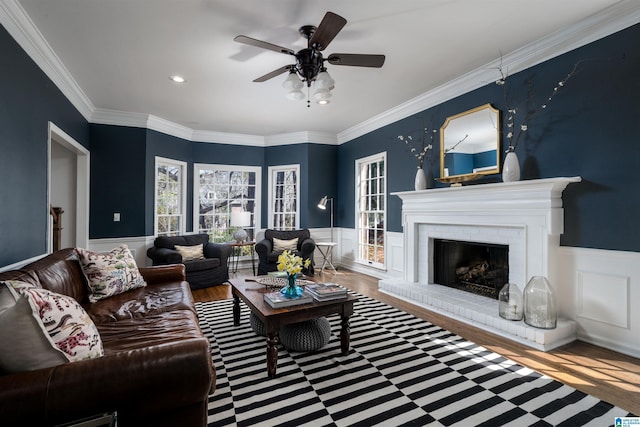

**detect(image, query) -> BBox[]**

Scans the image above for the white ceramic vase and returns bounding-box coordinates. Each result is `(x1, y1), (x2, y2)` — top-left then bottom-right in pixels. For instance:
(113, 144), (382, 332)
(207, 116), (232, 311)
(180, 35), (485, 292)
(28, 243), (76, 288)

(502, 150), (520, 182)
(414, 167), (427, 190)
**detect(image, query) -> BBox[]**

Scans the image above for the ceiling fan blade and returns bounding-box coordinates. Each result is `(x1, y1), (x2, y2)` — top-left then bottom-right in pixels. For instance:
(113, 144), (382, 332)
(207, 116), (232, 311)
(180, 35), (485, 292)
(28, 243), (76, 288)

(253, 64), (293, 82)
(234, 35), (295, 56)
(327, 53), (386, 68)
(309, 12), (347, 51)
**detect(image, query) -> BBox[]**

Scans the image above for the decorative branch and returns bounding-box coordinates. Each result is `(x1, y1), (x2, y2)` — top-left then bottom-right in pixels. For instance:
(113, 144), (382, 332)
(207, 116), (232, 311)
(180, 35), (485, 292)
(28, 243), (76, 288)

(398, 127), (436, 168)
(495, 59), (583, 151)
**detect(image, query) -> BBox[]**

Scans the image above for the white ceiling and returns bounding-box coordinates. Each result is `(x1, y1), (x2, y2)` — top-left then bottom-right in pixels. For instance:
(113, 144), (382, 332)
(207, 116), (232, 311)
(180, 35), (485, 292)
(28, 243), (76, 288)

(10, 0), (633, 138)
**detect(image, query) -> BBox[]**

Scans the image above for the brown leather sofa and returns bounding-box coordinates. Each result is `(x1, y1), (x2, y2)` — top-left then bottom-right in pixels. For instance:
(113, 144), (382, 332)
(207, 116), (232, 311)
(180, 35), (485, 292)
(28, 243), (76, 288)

(0, 248), (215, 426)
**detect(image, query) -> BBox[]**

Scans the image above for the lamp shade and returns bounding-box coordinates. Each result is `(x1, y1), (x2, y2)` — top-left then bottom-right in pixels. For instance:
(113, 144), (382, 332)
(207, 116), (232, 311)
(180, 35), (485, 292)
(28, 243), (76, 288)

(285, 89), (305, 101)
(315, 70), (334, 90)
(317, 196), (328, 209)
(230, 211), (251, 227)
(282, 72), (303, 91)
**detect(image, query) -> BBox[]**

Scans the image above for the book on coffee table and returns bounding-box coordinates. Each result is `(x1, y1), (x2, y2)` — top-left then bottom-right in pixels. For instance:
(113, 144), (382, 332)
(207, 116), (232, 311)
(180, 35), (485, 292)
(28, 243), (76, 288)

(264, 291), (313, 308)
(305, 283), (348, 301)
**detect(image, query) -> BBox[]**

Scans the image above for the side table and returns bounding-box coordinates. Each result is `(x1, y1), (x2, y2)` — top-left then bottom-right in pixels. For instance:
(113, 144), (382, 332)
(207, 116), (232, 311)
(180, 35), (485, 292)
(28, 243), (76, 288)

(316, 241), (337, 273)
(228, 241), (256, 275)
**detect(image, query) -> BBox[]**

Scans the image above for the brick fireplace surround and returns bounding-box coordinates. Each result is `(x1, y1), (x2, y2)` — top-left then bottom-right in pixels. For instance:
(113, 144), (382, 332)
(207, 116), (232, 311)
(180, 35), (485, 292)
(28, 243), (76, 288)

(379, 177), (582, 351)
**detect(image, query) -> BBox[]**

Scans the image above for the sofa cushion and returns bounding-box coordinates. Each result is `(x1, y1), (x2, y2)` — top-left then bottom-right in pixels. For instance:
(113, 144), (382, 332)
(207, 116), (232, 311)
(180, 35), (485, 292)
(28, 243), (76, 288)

(96, 310), (206, 353)
(22, 248), (88, 303)
(184, 258), (221, 273)
(273, 237), (298, 252)
(83, 281), (195, 323)
(0, 281), (103, 372)
(175, 244), (205, 261)
(76, 245), (147, 303)
(154, 234), (208, 250)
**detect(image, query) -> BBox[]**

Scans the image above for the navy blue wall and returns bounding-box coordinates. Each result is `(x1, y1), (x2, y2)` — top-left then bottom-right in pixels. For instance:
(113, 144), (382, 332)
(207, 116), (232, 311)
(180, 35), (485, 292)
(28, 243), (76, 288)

(89, 125), (146, 239)
(89, 128), (268, 238)
(338, 23), (640, 252)
(145, 130), (194, 234)
(307, 144), (338, 229)
(0, 25), (89, 266)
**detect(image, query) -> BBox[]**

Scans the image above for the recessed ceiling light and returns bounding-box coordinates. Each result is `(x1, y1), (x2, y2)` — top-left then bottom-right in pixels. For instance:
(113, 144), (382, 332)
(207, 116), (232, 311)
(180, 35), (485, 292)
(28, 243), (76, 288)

(169, 75), (186, 83)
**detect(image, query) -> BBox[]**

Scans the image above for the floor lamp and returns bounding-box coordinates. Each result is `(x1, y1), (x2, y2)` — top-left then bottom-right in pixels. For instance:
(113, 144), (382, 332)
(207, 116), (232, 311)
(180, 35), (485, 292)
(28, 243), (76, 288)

(317, 196), (334, 242)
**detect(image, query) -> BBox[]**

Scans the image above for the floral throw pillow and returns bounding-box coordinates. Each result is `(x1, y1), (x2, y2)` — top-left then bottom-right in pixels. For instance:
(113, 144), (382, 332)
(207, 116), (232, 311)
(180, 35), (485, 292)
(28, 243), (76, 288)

(175, 243), (205, 261)
(76, 244), (146, 303)
(273, 237), (298, 252)
(0, 280), (103, 372)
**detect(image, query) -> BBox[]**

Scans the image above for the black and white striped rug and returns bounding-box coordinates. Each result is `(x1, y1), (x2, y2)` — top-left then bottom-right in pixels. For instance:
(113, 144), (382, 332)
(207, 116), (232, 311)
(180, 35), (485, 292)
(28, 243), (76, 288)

(196, 294), (633, 426)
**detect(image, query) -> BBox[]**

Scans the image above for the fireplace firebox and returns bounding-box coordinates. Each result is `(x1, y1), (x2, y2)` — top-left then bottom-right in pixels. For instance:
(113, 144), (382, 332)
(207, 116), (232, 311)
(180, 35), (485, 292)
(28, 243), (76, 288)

(433, 239), (509, 299)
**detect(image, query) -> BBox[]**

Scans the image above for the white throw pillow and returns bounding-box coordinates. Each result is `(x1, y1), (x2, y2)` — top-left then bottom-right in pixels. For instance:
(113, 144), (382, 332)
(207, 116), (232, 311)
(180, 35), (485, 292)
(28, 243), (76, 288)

(175, 243), (205, 261)
(76, 244), (146, 303)
(273, 237), (298, 252)
(0, 280), (104, 372)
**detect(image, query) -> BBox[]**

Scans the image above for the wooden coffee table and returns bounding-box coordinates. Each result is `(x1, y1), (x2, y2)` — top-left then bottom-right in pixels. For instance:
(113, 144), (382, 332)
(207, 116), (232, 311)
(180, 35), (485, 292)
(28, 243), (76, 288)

(230, 278), (355, 378)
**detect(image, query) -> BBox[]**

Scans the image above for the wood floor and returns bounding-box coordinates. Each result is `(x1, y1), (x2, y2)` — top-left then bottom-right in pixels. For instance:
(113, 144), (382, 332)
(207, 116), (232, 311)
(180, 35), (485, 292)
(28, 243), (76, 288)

(193, 268), (640, 416)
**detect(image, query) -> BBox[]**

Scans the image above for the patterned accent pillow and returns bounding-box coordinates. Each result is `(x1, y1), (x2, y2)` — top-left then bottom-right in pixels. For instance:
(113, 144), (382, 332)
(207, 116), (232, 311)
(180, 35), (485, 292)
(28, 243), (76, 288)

(0, 280), (104, 372)
(76, 244), (147, 303)
(273, 237), (299, 252)
(175, 243), (205, 261)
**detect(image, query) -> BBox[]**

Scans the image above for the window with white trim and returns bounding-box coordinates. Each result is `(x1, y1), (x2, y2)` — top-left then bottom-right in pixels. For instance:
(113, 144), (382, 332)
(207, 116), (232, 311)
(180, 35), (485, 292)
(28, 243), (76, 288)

(268, 164), (299, 230)
(194, 164), (260, 244)
(154, 157), (186, 236)
(355, 152), (386, 269)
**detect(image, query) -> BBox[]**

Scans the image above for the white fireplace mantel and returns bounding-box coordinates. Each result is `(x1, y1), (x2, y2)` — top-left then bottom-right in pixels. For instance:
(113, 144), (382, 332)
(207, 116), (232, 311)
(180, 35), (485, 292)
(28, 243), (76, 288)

(380, 177), (582, 350)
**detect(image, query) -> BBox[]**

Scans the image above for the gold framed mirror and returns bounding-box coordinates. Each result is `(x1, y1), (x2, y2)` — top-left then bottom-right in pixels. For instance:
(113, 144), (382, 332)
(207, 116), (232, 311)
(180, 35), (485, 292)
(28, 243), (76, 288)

(439, 103), (501, 184)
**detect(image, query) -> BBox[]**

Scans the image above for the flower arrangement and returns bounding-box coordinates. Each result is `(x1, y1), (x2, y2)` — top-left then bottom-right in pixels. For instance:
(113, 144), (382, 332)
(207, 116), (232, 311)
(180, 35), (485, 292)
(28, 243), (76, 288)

(496, 61), (582, 152)
(277, 250), (310, 276)
(397, 127), (436, 168)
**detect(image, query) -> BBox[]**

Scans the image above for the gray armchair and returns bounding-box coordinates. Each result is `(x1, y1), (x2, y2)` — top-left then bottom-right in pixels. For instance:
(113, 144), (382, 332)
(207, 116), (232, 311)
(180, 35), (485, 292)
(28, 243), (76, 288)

(147, 233), (232, 289)
(255, 229), (315, 276)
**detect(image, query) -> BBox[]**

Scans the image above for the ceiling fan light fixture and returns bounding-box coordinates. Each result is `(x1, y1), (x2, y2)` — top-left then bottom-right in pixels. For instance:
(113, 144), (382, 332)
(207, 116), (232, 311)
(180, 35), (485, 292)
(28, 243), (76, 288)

(315, 70), (334, 90)
(285, 89), (305, 101)
(282, 71), (303, 91)
(313, 87), (332, 102)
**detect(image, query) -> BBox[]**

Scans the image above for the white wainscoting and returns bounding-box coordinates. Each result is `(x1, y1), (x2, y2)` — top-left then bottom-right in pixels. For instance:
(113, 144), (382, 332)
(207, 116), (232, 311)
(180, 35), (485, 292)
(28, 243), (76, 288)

(558, 246), (640, 358)
(325, 228), (404, 281)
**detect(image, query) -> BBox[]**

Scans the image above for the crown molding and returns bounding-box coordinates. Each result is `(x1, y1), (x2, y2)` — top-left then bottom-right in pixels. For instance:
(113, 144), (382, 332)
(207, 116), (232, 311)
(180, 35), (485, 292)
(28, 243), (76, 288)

(192, 129), (265, 146)
(0, 0), (94, 121)
(265, 131), (338, 146)
(90, 108), (149, 129)
(146, 115), (195, 141)
(337, 0), (640, 144)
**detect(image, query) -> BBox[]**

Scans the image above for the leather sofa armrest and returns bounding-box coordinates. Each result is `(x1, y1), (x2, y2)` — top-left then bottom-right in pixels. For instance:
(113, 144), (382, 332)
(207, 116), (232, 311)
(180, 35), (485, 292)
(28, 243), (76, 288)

(147, 246), (182, 265)
(139, 264), (186, 285)
(204, 242), (232, 263)
(0, 338), (214, 425)
(255, 238), (272, 257)
(0, 368), (54, 424)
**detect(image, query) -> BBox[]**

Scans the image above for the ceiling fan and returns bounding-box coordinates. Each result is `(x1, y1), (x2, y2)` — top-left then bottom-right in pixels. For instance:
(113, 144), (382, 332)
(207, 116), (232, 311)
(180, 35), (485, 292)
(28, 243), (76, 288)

(234, 11), (385, 105)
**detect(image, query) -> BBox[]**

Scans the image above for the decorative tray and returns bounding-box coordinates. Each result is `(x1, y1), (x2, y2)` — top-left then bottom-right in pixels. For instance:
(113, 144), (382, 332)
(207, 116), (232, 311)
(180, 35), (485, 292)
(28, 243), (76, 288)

(255, 276), (314, 289)
(256, 276), (288, 288)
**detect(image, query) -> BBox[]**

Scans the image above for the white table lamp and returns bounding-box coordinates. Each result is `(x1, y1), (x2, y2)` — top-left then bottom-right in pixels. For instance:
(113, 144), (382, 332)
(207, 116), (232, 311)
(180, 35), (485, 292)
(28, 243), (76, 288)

(231, 211), (251, 243)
